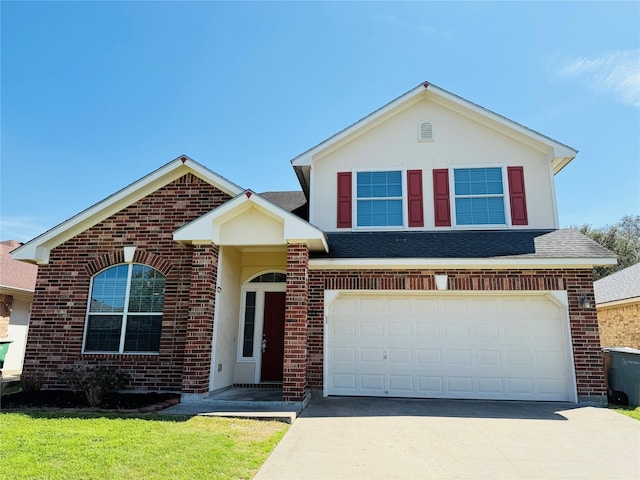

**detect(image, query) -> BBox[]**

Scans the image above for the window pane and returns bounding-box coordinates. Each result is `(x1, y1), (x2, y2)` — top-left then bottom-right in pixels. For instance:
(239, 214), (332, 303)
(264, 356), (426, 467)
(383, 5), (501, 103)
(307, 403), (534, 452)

(242, 292), (256, 357)
(249, 272), (286, 283)
(454, 168), (503, 195)
(85, 315), (122, 352)
(124, 315), (162, 352)
(357, 199), (403, 226)
(90, 265), (129, 312)
(357, 171), (402, 198)
(455, 197), (505, 225)
(128, 265), (166, 313)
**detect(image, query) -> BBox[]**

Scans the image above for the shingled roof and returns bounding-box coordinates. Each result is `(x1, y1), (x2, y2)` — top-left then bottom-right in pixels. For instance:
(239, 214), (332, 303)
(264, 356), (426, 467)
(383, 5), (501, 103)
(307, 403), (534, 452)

(311, 229), (616, 260)
(594, 262), (640, 305)
(0, 240), (38, 292)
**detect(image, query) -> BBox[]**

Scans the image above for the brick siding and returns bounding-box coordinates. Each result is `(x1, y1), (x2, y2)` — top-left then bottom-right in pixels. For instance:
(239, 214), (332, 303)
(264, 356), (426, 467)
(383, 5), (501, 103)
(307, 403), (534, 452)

(23, 173), (231, 391)
(308, 268), (606, 401)
(283, 243), (309, 401)
(597, 302), (640, 349)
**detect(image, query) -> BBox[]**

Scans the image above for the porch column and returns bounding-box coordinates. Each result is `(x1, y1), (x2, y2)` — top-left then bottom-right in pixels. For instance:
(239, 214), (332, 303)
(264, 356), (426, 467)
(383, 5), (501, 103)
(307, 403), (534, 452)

(283, 242), (309, 401)
(182, 243), (218, 394)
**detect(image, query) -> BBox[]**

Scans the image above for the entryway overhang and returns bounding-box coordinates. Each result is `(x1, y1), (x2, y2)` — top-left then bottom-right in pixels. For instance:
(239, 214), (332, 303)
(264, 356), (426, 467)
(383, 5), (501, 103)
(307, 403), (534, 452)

(173, 190), (328, 252)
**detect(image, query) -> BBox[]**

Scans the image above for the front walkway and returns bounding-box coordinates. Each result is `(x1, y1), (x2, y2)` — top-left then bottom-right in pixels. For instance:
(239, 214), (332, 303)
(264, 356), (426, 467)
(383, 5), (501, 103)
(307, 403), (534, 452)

(254, 397), (640, 480)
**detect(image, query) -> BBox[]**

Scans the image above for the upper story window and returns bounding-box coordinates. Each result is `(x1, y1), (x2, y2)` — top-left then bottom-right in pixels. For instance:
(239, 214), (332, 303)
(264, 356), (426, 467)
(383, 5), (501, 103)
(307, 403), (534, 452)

(84, 264), (165, 354)
(337, 170), (424, 229)
(452, 167), (506, 226)
(356, 171), (403, 227)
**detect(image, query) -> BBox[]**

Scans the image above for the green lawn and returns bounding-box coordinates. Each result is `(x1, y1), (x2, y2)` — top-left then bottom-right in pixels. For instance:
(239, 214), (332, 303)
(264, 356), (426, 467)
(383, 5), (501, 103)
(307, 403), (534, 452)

(0, 411), (288, 479)
(615, 406), (640, 421)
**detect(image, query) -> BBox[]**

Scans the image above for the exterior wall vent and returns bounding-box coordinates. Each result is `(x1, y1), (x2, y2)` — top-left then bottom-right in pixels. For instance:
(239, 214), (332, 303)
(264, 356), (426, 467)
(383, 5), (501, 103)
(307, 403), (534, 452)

(418, 121), (434, 142)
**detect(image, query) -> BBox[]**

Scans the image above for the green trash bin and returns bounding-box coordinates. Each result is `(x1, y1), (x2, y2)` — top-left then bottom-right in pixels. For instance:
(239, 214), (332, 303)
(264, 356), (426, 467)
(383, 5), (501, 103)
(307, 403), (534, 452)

(603, 347), (640, 407)
(0, 340), (12, 370)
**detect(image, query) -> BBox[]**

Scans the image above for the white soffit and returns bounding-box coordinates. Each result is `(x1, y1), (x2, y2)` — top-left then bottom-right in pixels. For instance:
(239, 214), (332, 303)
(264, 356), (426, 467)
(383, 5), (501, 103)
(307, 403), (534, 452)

(12, 155), (244, 264)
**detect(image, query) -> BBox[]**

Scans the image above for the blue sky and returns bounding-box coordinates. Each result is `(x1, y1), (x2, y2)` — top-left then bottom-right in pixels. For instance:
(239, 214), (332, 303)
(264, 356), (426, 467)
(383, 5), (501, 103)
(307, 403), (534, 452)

(1, 1), (639, 242)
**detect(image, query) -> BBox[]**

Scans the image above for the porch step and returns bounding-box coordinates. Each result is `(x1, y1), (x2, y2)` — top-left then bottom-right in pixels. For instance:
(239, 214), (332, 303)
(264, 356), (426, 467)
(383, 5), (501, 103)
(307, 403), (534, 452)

(165, 387), (310, 423)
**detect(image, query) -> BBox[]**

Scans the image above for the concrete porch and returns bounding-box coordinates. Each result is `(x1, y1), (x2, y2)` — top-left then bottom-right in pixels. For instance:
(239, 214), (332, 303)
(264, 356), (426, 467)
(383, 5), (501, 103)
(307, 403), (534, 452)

(160, 387), (311, 423)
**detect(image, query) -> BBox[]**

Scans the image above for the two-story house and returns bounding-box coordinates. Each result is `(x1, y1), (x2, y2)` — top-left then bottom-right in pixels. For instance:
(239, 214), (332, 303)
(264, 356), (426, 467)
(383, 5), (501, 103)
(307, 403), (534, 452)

(13, 82), (616, 404)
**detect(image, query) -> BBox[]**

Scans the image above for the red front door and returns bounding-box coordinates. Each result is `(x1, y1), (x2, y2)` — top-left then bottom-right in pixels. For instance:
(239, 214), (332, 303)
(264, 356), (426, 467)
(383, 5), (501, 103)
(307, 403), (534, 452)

(260, 291), (285, 382)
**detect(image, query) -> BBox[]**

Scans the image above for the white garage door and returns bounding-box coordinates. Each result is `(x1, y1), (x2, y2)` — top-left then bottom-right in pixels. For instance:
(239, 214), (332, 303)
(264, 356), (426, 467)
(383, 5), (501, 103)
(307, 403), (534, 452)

(327, 293), (575, 401)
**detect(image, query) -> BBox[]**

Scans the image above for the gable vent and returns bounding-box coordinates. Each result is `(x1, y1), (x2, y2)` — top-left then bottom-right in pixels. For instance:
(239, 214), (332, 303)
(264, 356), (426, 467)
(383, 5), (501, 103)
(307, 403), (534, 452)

(418, 121), (433, 142)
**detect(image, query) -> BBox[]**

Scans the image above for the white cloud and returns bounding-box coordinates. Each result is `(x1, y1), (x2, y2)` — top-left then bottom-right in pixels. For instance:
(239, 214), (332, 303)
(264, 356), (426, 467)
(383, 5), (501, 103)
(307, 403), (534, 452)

(558, 50), (640, 109)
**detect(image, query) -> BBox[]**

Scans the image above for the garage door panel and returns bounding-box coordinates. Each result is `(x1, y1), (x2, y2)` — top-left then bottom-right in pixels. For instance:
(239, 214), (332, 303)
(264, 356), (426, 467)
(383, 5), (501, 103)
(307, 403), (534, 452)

(416, 322), (440, 337)
(359, 347), (384, 363)
(327, 293), (573, 401)
(361, 375), (385, 391)
(360, 321), (384, 337)
(388, 348), (412, 363)
(447, 377), (474, 393)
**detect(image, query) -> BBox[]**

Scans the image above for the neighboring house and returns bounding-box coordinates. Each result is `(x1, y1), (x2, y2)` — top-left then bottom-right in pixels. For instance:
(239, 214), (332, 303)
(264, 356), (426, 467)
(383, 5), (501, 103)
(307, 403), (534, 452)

(13, 82), (616, 404)
(594, 263), (640, 349)
(0, 240), (38, 372)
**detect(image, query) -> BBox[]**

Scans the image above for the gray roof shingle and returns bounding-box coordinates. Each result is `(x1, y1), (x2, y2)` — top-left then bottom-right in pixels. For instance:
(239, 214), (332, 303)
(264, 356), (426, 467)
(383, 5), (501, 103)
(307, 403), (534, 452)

(311, 229), (616, 260)
(594, 262), (640, 304)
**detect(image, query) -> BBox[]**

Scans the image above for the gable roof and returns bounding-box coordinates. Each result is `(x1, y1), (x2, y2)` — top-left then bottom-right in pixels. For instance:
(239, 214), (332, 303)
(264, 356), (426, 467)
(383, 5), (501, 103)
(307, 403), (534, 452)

(310, 229), (617, 268)
(174, 190), (327, 252)
(291, 81), (578, 195)
(594, 262), (640, 305)
(12, 156), (244, 265)
(0, 240), (38, 293)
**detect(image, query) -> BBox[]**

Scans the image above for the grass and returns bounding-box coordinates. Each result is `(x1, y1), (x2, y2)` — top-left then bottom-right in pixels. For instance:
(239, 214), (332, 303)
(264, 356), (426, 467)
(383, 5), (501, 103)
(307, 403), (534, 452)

(614, 406), (640, 421)
(0, 411), (288, 479)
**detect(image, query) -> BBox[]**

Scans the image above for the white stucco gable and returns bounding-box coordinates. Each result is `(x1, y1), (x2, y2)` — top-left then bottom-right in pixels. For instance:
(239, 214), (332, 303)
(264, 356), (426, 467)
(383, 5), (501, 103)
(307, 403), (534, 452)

(291, 81), (578, 195)
(174, 191), (329, 252)
(12, 155), (244, 265)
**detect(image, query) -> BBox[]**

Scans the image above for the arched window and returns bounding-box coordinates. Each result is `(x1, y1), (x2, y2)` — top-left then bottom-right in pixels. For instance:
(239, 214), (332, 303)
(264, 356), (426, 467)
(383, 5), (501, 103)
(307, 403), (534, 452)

(83, 264), (165, 353)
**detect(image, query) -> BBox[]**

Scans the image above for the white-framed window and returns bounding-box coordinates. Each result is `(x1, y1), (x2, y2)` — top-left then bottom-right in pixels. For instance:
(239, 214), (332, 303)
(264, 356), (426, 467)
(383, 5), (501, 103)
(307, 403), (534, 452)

(355, 170), (404, 227)
(83, 264), (165, 354)
(451, 166), (508, 226)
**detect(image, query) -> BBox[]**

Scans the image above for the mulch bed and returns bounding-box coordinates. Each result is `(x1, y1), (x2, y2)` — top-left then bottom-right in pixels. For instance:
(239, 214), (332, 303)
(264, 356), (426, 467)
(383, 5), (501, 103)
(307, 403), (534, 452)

(1, 390), (180, 413)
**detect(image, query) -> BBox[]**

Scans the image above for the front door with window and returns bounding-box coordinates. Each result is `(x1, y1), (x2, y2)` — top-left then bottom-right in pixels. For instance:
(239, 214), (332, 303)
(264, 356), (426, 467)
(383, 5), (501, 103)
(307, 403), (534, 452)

(260, 291), (285, 382)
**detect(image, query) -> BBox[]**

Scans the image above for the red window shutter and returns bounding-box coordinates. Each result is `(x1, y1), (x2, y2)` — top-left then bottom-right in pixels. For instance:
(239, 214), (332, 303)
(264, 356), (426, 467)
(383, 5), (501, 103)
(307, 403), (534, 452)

(407, 170), (424, 227)
(336, 172), (352, 228)
(507, 166), (528, 225)
(432, 169), (451, 227)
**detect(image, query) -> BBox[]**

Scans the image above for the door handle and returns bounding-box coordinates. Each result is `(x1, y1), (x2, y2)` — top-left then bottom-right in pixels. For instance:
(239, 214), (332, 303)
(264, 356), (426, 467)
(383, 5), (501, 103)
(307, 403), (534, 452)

(262, 336), (267, 353)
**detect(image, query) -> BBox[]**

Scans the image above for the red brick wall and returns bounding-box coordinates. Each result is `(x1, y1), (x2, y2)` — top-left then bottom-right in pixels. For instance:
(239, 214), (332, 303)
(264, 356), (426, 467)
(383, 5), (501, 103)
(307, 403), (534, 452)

(308, 268), (605, 401)
(181, 243), (218, 394)
(23, 173), (231, 391)
(283, 243), (309, 401)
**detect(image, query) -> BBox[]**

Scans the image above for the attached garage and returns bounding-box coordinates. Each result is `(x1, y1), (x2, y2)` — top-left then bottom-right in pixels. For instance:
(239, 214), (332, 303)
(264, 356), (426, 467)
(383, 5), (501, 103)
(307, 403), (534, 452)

(326, 292), (576, 402)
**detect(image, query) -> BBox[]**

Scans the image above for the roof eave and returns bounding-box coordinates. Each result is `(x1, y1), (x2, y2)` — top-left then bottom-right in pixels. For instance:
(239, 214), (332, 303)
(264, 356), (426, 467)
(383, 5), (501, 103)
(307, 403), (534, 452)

(12, 155), (245, 264)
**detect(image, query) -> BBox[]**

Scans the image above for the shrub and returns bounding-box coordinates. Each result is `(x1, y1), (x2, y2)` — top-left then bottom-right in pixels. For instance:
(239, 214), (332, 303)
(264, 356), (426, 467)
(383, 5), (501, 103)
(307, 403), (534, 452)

(60, 365), (130, 407)
(20, 371), (45, 392)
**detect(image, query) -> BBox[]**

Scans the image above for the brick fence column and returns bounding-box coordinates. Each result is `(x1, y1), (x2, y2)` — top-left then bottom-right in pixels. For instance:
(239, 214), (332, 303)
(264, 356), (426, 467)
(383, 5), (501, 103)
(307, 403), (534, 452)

(181, 243), (218, 394)
(283, 242), (309, 401)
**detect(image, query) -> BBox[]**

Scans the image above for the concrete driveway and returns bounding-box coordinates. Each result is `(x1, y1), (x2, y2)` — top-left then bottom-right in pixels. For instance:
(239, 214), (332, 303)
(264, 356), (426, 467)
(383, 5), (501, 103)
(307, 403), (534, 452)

(254, 397), (640, 479)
